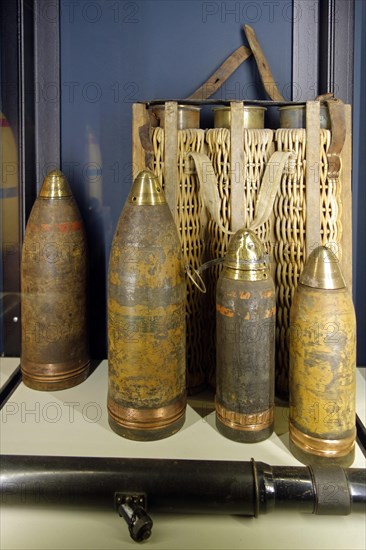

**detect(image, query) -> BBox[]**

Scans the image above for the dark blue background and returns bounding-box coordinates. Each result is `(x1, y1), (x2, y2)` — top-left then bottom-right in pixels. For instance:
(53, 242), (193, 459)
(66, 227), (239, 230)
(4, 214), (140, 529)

(60, 0), (293, 357)
(60, 0), (365, 364)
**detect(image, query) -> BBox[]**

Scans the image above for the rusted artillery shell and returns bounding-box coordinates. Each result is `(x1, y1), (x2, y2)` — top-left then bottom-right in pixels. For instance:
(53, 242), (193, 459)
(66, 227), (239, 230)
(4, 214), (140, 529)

(21, 170), (90, 390)
(215, 229), (275, 443)
(107, 170), (186, 441)
(289, 246), (356, 467)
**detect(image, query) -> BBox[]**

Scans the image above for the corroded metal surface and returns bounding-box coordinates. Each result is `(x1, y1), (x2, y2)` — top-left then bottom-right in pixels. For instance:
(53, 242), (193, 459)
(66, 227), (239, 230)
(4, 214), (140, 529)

(289, 247), (356, 467)
(215, 229), (275, 443)
(108, 170), (186, 441)
(21, 170), (90, 390)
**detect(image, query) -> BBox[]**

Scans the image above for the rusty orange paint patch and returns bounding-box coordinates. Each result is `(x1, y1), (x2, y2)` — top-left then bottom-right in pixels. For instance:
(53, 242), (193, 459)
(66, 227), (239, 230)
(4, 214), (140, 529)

(244, 312), (250, 320)
(261, 290), (274, 299)
(216, 304), (234, 317)
(58, 221), (82, 232)
(239, 291), (251, 300)
(264, 307), (276, 318)
(40, 221), (82, 232)
(0, 117), (10, 127)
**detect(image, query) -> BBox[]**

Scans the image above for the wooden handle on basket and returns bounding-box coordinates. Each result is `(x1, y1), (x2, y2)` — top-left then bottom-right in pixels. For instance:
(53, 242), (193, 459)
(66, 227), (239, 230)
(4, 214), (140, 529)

(186, 45), (252, 100)
(243, 24), (284, 101)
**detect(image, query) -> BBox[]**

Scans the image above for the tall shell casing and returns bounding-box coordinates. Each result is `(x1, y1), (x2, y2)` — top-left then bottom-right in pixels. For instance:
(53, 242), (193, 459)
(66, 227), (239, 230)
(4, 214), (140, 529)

(289, 246), (356, 467)
(215, 229), (275, 442)
(21, 170), (90, 390)
(107, 170), (186, 441)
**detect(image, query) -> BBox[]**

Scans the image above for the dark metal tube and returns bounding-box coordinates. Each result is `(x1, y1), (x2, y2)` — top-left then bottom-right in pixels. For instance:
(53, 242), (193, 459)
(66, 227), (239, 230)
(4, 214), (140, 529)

(1, 455), (365, 517)
(0, 455), (254, 515)
(270, 466), (315, 512)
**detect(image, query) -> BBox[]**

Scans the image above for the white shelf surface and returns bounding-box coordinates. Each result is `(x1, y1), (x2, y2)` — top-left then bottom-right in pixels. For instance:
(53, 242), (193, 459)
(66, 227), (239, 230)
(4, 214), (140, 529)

(1, 360), (365, 550)
(0, 357), (20, 390)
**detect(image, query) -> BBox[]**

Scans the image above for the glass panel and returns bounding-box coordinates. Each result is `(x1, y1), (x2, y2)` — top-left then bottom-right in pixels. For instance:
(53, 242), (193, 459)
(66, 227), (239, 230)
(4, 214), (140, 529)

(0, 0), (21, 356)
(353, 0), (366, 365)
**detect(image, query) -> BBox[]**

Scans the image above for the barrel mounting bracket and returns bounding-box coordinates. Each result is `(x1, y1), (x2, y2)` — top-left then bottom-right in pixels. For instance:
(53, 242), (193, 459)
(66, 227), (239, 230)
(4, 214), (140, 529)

(115, 492), (153, 543)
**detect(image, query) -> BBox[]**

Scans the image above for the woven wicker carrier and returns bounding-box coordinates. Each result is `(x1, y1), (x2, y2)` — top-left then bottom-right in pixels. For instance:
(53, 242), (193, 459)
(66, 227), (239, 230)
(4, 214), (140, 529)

(150, 125), (207, 392)
(132, 100), (352, 398)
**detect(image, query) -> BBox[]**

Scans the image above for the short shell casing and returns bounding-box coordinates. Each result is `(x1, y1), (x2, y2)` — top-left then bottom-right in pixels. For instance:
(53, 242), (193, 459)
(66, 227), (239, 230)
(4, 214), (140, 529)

(216, 274), (275, 443)
(289, 284), (356, 467)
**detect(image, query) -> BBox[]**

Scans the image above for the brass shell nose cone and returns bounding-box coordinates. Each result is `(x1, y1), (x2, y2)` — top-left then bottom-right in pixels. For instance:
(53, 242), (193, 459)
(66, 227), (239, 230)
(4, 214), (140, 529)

(128, 170), (166, 205)
(39, 170), (72, 199)
(300, 246), (346, 289)
(223, 229), (270, 281)
(225, 229), (267, 270)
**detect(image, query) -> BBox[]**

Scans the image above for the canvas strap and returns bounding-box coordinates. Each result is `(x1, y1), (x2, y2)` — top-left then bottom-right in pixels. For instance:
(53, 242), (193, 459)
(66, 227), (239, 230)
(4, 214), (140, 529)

(188, 150), (294, 235)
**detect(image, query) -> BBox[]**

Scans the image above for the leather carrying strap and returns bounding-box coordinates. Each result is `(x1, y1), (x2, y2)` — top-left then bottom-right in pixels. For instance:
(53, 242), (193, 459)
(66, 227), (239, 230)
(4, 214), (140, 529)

(243, 24), (284, 102)
(187, 45), (252, 100)
(186, 24), (281, 102)
(326, 98), (346, 176)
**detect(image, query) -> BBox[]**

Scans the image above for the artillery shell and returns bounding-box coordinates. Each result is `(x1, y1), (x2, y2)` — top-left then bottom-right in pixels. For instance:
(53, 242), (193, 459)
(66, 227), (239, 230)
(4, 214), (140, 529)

(107, 170), (186, 441)
(216, 229), (275, 442)
(289, 246), (356, 467)
(21, 170), (90, 390)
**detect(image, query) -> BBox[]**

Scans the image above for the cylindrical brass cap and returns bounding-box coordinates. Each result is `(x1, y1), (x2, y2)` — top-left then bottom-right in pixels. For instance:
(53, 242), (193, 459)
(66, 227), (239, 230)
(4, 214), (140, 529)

(223, 229), (269, 281)
(213, 105), (266, 129)
(150, 104), (201, 130)
(39, 170), (72, 199)
(300, 246), (346, 289)
(278, 104), (330, 129)
(128, 170), (166, 205)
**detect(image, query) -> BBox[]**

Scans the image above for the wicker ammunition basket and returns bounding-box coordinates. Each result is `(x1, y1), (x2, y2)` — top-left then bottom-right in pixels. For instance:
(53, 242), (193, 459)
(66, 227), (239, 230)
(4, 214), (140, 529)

(132, 100), (352, 398)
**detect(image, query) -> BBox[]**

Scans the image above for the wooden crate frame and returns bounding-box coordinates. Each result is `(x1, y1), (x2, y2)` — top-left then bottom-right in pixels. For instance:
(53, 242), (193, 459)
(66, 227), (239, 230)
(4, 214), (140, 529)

(132, 99), (353, 395)
(132, 99), (352, 286)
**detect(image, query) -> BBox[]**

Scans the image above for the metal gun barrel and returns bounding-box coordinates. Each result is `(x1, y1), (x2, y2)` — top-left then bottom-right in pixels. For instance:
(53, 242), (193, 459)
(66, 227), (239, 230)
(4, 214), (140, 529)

(1, 455), (365, 515)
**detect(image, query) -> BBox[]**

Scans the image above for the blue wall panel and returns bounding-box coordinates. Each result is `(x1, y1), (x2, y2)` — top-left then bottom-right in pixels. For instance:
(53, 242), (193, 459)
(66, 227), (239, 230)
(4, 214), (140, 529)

(61, 0), (293, 356)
